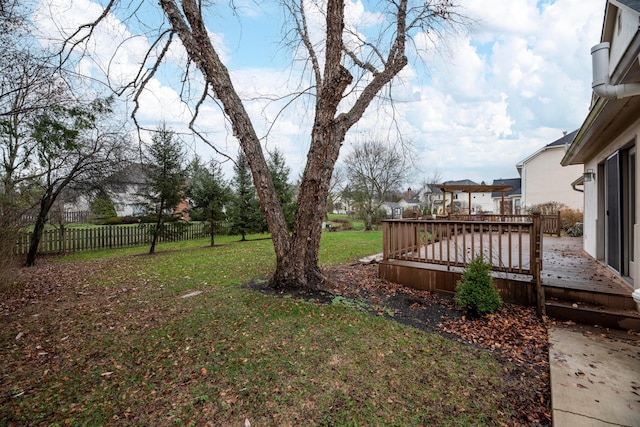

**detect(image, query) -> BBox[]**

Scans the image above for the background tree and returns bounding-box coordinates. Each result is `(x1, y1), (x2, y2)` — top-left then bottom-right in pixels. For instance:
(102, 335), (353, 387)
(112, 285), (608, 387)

(344, 136), (410, 230)
(90, 190), (117, 221)
(145, 124), (186, 255)
(326, 165), (346, 217)
(228, 150), (262, 241)
(61, 0), (464, 290)
(268, 148), (296, 232)
(25, 97), (130, 266)
(0, 0), (29, 283)
(187, 156), (230, 246)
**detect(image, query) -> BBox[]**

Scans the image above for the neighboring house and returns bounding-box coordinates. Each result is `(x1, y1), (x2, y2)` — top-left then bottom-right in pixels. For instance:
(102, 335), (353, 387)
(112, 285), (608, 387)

(517, 130), (584, 211)
(64, 163), (190, 219)
(105, 163), (149, 217)
(61, 163), (148, 217)
(397, 188), (422, 211)
(469, 188), (495, 213)
(491, 178), (522, 214)
(418, 183), (441, 212)
(381, 201), (403, 219)
(562, 0), (639, 293)
(330, 193), (350, 214)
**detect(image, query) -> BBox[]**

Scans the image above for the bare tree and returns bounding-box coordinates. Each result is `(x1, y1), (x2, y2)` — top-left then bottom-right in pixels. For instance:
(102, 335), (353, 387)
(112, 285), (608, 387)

(1, 53), (72, 209)
(344, 137), (410, 229)
(25, 98), (130, 266)
(59, 0), (464, 289)
(326, 164), (346, 217)
(419, 169), (443, 213)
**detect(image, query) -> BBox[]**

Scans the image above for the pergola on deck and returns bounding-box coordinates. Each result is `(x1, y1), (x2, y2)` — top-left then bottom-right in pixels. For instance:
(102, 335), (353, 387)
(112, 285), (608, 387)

(436, 183), (514, 215)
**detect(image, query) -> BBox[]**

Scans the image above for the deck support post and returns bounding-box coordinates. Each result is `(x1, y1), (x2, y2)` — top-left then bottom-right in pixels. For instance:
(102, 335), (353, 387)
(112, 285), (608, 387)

(532, 213), (546, 317)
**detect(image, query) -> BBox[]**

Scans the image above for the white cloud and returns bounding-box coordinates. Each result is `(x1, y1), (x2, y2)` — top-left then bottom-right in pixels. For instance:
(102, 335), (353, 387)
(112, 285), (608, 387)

(379, 0), (605, 183)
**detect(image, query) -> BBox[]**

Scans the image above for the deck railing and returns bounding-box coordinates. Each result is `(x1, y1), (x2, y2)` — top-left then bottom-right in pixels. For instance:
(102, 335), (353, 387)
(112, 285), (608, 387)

(435, 212), (561, 236)
(381, 215), (545, 314)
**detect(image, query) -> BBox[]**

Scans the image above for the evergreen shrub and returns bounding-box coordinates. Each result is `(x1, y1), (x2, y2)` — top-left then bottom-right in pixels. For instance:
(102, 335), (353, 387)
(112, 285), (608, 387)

(455, 255), (502, 316)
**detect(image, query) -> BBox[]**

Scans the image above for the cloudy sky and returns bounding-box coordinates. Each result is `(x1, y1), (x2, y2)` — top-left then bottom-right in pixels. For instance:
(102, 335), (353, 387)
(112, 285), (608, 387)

(32, 0), (606, 187)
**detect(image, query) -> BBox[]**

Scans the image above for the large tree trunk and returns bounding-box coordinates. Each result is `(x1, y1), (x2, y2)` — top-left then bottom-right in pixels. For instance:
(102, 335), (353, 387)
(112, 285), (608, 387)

(160, 0), (407, 290)
(269, 0), (351, 290)
(161, 0), (292, 278)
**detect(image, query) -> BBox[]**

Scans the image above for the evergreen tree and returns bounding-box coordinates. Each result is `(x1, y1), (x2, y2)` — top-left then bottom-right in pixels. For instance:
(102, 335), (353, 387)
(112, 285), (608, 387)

(267, 148), (296, 231)
(229, 150), (262, 241)
(90, 190), (117, 221)
(455, 255), (502, 316)
(186, 156), (230, 246)
(145, 124), (185, 254)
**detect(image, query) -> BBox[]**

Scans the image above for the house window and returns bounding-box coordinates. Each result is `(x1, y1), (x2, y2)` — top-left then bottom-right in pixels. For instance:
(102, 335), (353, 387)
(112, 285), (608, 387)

(132, 204), (146, 216)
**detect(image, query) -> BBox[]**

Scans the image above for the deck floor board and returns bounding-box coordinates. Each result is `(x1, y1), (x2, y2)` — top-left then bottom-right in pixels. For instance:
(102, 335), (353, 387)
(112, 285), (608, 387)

(541, 237), (633, 297)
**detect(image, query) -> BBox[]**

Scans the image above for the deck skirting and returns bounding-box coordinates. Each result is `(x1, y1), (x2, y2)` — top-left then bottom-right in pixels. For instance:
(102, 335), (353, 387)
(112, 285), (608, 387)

(379, 260), (537, 306)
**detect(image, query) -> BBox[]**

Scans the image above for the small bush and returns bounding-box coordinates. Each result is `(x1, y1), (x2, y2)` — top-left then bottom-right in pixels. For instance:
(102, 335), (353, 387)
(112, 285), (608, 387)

(90, 192), (117, 221)
(329, 218), (352, 231)
(566, 222), (583, 237)
(560, 209), (583, 232)
(455, 255), (502, 317)
(527, 201), (567, 215)
(121, 216), (141, 224)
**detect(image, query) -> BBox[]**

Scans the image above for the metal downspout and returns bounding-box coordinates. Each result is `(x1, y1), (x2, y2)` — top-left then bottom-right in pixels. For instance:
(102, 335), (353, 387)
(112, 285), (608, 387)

(591, 42), (640, 99)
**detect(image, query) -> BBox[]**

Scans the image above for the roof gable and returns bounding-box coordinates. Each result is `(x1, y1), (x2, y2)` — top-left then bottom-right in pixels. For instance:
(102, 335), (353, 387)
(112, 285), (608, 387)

(491, 178), (521, 198)
(615, 0), (640, 14)
(517, 130), (578, 169)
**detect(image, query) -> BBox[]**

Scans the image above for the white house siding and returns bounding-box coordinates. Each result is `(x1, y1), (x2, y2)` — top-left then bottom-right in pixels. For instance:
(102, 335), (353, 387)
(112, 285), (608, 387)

(520, 146), (584, 210)
(111, 184), (148, 217)
(609, 6), (637, 74)
(471, 192), (494, 213)
(581, 117), (639, 285)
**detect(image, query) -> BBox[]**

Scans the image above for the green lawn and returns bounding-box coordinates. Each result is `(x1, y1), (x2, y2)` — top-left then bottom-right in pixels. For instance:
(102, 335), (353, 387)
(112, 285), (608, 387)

(2, 230), (515, 425)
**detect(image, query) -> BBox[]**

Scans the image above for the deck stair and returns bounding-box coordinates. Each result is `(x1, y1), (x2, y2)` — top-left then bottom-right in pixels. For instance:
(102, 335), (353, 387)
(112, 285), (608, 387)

(541, 238), (640, 331)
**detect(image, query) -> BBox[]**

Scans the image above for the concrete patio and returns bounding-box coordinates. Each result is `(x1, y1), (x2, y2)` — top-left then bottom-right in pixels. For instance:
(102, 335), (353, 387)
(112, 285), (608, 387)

(549, 325), (640, 427)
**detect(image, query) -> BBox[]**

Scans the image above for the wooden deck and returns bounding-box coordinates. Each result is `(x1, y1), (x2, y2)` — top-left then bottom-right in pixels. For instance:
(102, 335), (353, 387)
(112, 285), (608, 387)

(541, 236), (636, 311)
(379, 219), (639, 328)
(380, 219), (542, 307)
(380, 220), (636, 310)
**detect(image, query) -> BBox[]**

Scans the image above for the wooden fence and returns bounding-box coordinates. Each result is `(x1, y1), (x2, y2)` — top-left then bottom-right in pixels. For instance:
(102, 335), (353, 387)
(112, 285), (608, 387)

(21, 210), (91, 224)
(15, 222), (209, 255)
